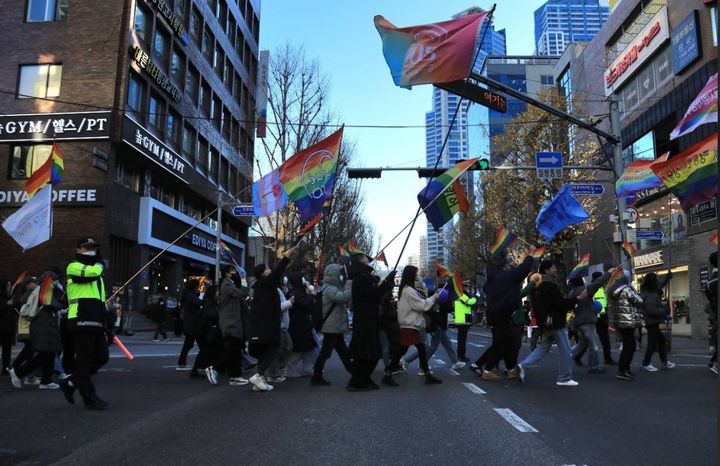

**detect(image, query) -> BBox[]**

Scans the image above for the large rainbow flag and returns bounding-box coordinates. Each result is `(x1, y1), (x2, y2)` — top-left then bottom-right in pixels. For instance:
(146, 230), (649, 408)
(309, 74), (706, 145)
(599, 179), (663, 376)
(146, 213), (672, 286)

(615, 155), (667, 205)
(489, 226), (517, 257)
(417, 158), (476, 230)
(374, 11), (488, 89)
(25, 142), (64, 197)
(279, 128), (343, 222)
(670, 73), (717, 140)
(567, 253), (590, 280)
(650, 134), (718, 211)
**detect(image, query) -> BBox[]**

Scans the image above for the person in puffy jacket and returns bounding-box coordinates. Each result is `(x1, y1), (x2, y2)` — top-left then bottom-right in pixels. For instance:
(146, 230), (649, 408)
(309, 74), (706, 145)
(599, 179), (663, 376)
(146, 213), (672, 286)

(607, 272), (644, 381)
(396, 266), (442, 385)
(311, 264), (353, 386)
(640, 272), (674, 372)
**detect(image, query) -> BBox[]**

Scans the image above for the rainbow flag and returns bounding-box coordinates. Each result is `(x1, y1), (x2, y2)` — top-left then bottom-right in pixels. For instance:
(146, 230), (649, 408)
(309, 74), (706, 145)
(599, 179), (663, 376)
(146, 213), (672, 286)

(567, 253), (590, 280)
(489, 226), (517, 257)
(50, 143), (64, 184)
(374, 11), (489, 89)
(436, 263), (452, 279)
(279, 128), (343, 222)
(615, 156), (667, 205)
(38, 275), (54, 306)
(347, 241), (366, 257)
(375, 251), (389, 267)
(297, 214), (322, 238)
(452, 269), (464, 298)
(531, 246), (545, 260)
(650, 134), (718, 211)
(670, 73), (717, 140)
(621, 241), (638, 258)
(218, 240), (239, 263)
(11, 271), (27, 293)
(605, 267), (625, 292)
(711, 231), (718, 245)
(339, 245), (350, 258)
(24, 142), (64, 197)
(418, 158), (476, 230)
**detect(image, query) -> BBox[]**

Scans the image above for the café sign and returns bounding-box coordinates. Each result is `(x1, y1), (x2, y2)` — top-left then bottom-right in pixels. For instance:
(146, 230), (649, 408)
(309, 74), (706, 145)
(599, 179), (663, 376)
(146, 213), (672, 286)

(604, 6), (670, 96)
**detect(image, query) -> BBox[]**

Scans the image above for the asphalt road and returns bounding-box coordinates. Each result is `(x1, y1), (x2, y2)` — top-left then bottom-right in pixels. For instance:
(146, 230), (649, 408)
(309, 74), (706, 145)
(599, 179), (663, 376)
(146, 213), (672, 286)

(0, 329), (716, 466)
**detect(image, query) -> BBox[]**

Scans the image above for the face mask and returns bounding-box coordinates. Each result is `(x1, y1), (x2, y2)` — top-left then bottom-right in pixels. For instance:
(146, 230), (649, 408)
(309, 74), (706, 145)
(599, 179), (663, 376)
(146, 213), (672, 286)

(81, 250), (97, 257)
(283, 277), (288, 286)
(339, 275), (345, 283)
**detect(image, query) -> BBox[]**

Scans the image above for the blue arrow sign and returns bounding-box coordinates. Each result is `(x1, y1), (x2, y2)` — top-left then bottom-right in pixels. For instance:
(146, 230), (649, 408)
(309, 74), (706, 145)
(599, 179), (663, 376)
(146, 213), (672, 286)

(232, 205), (255, 217)
(636, 230), (665, 240)
(570, 183), (605, 195)
(535, 152), (563, 168)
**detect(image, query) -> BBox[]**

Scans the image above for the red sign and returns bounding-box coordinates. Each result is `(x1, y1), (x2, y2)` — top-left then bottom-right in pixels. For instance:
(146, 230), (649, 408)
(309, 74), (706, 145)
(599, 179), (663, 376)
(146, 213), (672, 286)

(606, 21), (662, 87)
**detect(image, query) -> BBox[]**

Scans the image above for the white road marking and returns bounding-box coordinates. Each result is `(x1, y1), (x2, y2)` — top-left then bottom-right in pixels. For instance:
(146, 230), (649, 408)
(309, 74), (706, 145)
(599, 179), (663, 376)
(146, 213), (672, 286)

(494, 408), (538, 433)
(98, 368), (131, 373)
(448, 368), (460, 376)
(462, 382), (486, 395)
(673, 364), (711, 367)
(433, 359), (446, 365)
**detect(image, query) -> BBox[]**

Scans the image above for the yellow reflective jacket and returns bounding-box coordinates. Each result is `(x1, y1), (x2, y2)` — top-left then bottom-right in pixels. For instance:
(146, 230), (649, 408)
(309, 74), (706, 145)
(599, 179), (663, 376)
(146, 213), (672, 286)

(454, 294), (477, 325)
(594, 287), (607, 316)
(66, 260), (106, 332)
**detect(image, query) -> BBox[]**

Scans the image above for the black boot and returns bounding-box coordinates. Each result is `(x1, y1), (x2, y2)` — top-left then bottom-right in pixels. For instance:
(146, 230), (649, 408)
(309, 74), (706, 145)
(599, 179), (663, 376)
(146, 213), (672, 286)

(310, 374), (331, 386)
(382, 373), (399, 387)
(84, 396), (109, 410)
(425, 373), (443, 385)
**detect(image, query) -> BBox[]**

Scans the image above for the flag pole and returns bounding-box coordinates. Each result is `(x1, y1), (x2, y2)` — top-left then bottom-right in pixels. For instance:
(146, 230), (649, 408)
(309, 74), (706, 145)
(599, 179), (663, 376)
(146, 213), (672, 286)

(391, 5), (496, 272)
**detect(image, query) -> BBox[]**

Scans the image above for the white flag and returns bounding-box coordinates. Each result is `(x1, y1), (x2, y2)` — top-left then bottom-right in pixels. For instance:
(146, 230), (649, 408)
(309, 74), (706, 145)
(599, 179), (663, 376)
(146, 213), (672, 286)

(2, 184), (52, 250)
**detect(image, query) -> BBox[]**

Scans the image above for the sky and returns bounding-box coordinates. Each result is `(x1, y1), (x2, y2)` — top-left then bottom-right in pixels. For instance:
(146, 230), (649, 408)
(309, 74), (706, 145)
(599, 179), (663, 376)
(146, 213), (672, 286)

(256, 0), (549, 265)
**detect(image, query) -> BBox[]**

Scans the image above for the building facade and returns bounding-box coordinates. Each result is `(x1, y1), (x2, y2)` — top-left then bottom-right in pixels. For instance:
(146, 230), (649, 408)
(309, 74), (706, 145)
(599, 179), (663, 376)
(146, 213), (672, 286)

(0, 0), (261, 311)
(561, 0), (717, 337)
(534, 0), (610, 56)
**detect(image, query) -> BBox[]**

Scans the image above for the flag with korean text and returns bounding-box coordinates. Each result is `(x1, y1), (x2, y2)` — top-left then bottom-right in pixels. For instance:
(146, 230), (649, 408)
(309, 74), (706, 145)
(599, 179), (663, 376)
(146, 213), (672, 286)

(252, 168), (287, 216)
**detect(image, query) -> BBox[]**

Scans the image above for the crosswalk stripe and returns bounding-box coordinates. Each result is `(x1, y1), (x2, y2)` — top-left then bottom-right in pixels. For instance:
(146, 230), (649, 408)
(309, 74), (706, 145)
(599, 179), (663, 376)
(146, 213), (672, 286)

(494, 408), (538, 433)
(462, 382), (486, 395)
(448, 368), (460, 376)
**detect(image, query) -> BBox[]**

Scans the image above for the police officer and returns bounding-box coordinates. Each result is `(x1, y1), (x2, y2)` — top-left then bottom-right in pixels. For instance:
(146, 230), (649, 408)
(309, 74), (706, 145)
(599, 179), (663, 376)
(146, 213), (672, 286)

(592, 271), (616, 365)
(59, 237), (111, 410)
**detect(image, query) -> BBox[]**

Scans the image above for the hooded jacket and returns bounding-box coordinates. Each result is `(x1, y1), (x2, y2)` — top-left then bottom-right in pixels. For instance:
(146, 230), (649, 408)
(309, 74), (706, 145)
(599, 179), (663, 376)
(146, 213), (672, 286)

(568, 271), (611, 328)
(397, 285), (436, 331)
(287, 274), (316, 352)
(533, 274), (579, 331)
(484, 256), (534, 319)
(249, 257), (290, 346)
(607, 283), (644, 329)
(639, 275), (670, 326)
(320, 264), (352, 334)
(219, 278), (248, 339)
(66, 254), (106, 333)
(349, 261), (394, 361)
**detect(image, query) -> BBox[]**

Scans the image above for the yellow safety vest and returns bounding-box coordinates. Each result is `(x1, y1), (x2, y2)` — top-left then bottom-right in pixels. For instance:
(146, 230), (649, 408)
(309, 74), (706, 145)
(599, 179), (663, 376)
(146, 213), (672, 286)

(66, 261), (105, 327)
(593, 287), (607, 316)
(454, 294), (477, 325)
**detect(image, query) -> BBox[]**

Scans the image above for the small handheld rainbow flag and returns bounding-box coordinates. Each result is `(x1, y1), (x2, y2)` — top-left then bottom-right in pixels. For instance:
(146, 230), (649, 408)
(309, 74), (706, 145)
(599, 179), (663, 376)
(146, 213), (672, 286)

(452, 269), (465, 297)
(567, 253), (590, 280)
(11, 271), (27, 293)
(531, 246), (545, 260)
(605, 267), (626, 292)
(25, 142), (64, 197)
(339, 245), (350, 258)
(375, 251), (389, 267)
(38, 275), (55, 306)
(436, 263), (452, 279)
(710, 231), (718, 245)
(347, 241), (364, 256)
(621, 241), (638, 258)
(489, 226), (517, 257)
(218, 240), (239, 263)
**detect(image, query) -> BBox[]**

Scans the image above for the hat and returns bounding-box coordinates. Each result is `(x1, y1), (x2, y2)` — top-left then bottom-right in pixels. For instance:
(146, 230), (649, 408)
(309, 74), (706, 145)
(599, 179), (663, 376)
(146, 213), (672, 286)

(77, 237), (99, 248)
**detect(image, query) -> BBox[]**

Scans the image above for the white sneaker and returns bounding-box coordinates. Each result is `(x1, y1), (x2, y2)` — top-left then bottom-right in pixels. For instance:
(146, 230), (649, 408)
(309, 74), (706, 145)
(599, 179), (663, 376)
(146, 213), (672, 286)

(24, 376), (41, 385)
(642, 364), (659, 372)
(417, 368), (433, 376)
(711, 363), (719, 375)
(205, 366), (218, 385)
(661, 361), (676, 370)
(8, 368), (22, 388)
(451, 361), (466, 370)
(556, 379), (579, 386)
(228, 377), (249, 386)
(39, 383), (60, 390)
(250, 374), (273, 391)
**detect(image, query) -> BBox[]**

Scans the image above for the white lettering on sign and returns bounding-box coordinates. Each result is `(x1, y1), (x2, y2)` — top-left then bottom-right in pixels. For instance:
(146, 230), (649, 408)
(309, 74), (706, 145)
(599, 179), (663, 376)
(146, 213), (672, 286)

(134, 129), (186, 175)
(191, 233), (217, 252)
(0, 188), (100, 205)
(633, 250), (664, 269)
(0, 113), (110, 141)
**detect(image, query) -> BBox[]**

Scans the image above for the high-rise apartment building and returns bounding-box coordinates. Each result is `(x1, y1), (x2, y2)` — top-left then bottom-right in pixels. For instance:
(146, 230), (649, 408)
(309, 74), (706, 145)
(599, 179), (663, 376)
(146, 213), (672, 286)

(534, 0), (609, 56)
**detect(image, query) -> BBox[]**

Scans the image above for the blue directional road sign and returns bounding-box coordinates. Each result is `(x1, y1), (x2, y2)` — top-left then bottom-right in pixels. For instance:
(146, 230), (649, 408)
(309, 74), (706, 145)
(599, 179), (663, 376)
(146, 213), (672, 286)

(636, 230), (665, 241)
(570, 183), (605, 195)
(232, 204), (255, 217)
(535, 151), (563, 181)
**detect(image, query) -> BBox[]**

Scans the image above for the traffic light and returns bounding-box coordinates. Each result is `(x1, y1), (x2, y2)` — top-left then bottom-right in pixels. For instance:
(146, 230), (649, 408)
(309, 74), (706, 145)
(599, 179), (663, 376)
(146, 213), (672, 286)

(347, 168), (383, 179)
(477, 157), (490, 170)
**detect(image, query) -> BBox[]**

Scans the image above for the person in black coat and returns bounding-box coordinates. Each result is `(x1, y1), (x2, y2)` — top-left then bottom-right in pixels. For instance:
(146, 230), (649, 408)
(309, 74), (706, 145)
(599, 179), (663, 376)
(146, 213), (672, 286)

(247, 245), (298, 392)
(0, 279), (16, 375)
(177, 279), (201, 369)
(347, 253), (396, 391)
(284, 273), (316, 376)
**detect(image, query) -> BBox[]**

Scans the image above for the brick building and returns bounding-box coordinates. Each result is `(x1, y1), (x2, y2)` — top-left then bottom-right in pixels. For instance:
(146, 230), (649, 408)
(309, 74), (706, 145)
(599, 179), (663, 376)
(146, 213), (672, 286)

(555, 0), (717, 337)
(0, 0), (261, 312)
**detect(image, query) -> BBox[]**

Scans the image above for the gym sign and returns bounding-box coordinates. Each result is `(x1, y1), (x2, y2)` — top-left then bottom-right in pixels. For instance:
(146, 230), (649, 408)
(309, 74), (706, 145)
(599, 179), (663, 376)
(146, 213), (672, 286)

(604, 6), (670, 96)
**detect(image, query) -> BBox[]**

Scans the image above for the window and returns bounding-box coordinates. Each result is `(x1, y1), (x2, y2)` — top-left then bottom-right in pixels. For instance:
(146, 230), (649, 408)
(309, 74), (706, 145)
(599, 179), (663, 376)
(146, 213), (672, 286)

(212, 96), (222, 129)
(222, 108), (231, 140)
(26, 0), (67, 22)
(134, 4), (149, 41)
(9, 144), (52, 179)
(170, 49), (185, 84)
(208, 147), (219, 181)
(202, 29), (214, 62)
(219, 157), (229, 189)
(541, 75), (553, 85)
(182, 124), (196, 162)
(115, 162), (141, 193)
(233, 72), (242, 102)
(127, 73), (145, 113)
(185, 65), (199, 105)
(174, 0), (187, 19)
(189, 6), (201, 42)
(200, 82), (211, 116)
(197, 137), (209, 172)
(154, 28), (170, 65)
(224, 58), (232, 90)
(218, 0), (227, 28)
(17, 64), (62, 98)
(166, 108), (181, 146)
(148, 93), (164, 132)
(214, 47), (224, 77)
(712, 7), (718, 48)
(228, 17), (236, 44)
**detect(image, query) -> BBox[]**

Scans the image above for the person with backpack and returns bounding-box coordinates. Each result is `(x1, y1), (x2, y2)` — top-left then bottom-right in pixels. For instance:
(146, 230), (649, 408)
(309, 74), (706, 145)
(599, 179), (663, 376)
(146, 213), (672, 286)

(606, 271), (644, 381)
(0, 279), (16, 375)
(516, 259), (586, 386)
(177, 279), (201, 371)
(311, 263), (353, 386)
(640, 272), (675, 372)
(284, 273), (317, 378)
(705, 251), (718, 375)
(9, 271), (65, 390)
(569, 270), (614, 374)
